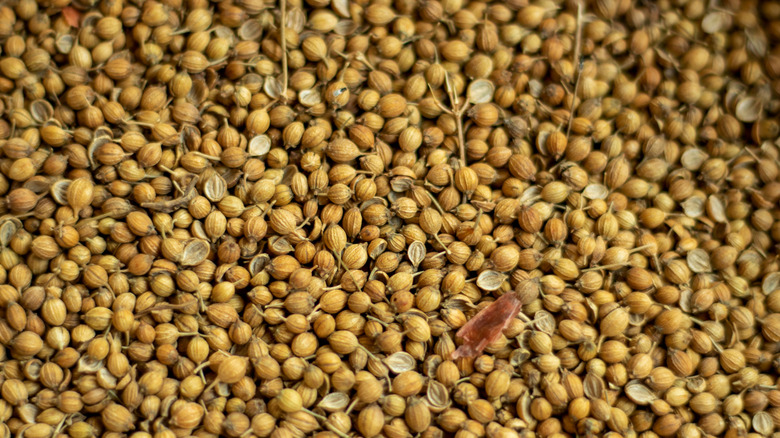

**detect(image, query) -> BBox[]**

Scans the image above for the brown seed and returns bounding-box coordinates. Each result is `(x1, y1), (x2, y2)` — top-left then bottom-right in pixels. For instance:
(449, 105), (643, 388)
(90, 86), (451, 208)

(0, 2), (772, 436)
(170, 402), (205, 429)
(599, 305), (629, 338)
(101, 403), (134, 432)
(356, 405), (384, 437)
(326, 138), (362, 163)
(441, 40), (471, 62)
(405, 397), (432, 432)
(377, 94), (407, 118)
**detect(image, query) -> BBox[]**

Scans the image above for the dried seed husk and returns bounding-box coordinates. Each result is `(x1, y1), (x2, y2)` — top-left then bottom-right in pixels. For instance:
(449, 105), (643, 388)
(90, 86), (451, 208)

(407, 241), (425, 268)
(467, 79), (495, 104)
(476, 270), (505, 291)
(180, 239), (210, 266)
(0, 2), (778, 436)
(681, 196), (705, 217)
(701, 11), (731, 33)
(583, 373), (605, 400)
(624, 380), (657, 405)
(686, 249), (711, 273)
(426, 380), (450, 410)
(384, 352), (416, 374)
(203, 174), (227, 202)
(0, 217), (21, 248)
(762, 273), (780, 295)
(706, 195), (726, 223)
(582, 183), (609, 200)
(735, 96), (761, 122)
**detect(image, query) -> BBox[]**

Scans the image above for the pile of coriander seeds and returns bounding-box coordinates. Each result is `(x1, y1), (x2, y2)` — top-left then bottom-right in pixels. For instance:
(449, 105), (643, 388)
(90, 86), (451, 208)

(1, 0), (780, 437)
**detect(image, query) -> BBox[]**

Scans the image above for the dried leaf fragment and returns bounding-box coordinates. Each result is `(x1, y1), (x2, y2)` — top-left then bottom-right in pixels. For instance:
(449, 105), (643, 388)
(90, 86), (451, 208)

(62, 7), (81, 27)
(451, 292), (524, 360)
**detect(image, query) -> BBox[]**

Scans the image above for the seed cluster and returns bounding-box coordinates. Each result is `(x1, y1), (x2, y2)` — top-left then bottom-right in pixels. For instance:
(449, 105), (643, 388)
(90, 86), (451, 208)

(1, 0), (780, 437)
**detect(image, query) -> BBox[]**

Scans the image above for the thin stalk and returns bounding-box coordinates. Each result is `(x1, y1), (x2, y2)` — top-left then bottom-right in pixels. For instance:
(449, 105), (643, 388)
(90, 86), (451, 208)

(135, 301), (195, 317)
(345, 398), (358, 414)
(566, 0), (584, 139)
(75, 211), (114, 226)
(334, 249), (360, 287)
(301, 408), (351, 438)
(431, 233), (451, 254)
(581, 263), (628, 272)
(302, 407), (328, 422)
(192, 151), (220, 161)
(630, 243), (656, 254)
(443, 70), (469, 169)
(366, 315), (390, 327)
(427, 191), (447, 215)
(280, 0), (288, 100)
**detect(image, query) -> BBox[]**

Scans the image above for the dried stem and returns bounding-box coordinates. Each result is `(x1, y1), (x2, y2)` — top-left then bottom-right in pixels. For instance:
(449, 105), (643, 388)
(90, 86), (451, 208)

(566, 0), (584, 139)
(135, 301), (197, 317)
(427, 191), (447, 215)
(431, 233), (451, 254)
(445, 71), (469, 168)
(428, 84), (453, 115)
(572, 1), (584, 80)
(429, 49), (469, 170)
(280, 0), (288, 100)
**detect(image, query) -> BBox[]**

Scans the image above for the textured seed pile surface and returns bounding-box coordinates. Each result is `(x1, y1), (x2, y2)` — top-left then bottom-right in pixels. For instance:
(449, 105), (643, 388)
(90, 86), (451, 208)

(1, 0), (780, 437)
